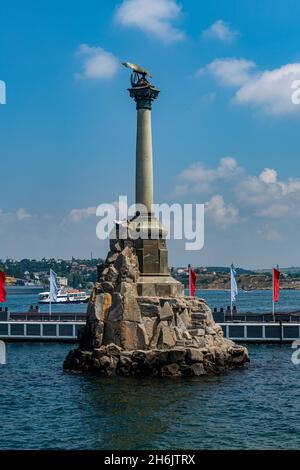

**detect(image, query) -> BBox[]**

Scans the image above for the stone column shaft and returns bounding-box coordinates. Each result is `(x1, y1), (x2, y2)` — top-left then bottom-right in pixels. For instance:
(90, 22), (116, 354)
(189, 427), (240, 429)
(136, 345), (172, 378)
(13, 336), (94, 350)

(136, 108), (153, 213)
(129, 79), (159, 216)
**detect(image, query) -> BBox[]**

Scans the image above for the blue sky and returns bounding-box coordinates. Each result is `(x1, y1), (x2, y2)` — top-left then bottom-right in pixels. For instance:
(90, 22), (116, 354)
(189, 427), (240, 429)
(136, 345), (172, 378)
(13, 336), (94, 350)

(1, 0), (300, 268)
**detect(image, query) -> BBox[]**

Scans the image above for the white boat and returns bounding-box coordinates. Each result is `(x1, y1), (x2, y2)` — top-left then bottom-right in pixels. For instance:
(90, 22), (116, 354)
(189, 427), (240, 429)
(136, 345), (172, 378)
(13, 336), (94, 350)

(38, 288), (89, 304)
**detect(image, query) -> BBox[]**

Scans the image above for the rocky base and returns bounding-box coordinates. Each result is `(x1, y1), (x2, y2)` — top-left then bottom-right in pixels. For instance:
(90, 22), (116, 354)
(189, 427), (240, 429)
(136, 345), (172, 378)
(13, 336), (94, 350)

(64, 341), (249, 377)
(63, 237), (249, 377)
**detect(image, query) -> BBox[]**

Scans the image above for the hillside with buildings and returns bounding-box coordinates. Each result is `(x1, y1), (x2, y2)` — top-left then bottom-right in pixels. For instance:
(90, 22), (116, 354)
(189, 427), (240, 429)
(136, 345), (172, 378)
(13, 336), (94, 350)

(2, 259), (300, 290)
(0, 258), (103, 289)
(172, 267), (300, 290)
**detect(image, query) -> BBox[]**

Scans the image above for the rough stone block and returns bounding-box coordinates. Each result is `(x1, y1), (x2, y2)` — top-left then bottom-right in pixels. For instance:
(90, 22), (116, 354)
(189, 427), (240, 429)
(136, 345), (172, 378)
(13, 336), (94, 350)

(136, 323), (148, 349)
(182, 330), (192, 340)
(120, 321), (138, 350)
(122, 283), (141, 322)
(158, 325), (176, 349)
(142, 317), (155, 344)
(205, 326), (217, 336)
(161, 363), (181, 377)
(191, 312), (207, 320)
(153, 350), (170, 366)
(174, 326), (183, 340)
(102, 282), (114, 294)
(102, 321), (118, 346)
(186, 348), (204, 364)
(107, 293), (123, 322)
(189, 328), (205, 337)
(92, 348), (106, 361)
(159, 302), (174, 321)
(89, 321), (104, 349)
(110, 238), (122, 252)
(180, 309), (191, 328)
(169, 348), (186, 363)
(94, 293), (112, 321)
(106, 251), (119, 264)
(139, 303), (160, 317)
(191, 363), (207, 376)
(106, 343), (122, 356)
(106, 265), (119, 283)
(114, 247), (139, 282)
(138, 296), (160, 305)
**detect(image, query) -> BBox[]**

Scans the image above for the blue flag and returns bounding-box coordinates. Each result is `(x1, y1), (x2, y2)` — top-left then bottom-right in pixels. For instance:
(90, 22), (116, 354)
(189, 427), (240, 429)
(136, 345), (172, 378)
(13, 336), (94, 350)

(230, 264), (238, 302)
(50, 269), (59, 302)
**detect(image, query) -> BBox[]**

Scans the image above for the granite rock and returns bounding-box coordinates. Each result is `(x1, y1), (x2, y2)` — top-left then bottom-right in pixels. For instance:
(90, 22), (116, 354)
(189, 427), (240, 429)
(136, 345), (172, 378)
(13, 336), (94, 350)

(64, 239), (249, 377)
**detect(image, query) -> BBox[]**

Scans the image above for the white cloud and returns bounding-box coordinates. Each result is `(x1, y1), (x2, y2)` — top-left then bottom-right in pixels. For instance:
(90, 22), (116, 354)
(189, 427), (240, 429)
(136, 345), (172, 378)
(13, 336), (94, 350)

(234, 63), (300, 115)
(259, 168), (277, 184)
(237, 170), (300, 217)
(16, 208), (32, 221)
(174, 157), (241, 195)
(115, 0), (185, 42)
(265, 229), (286, 242)
(69, 207), (96, 223)
(174, 157), (300, 231)
(255, 204), (290, 219)
(76, 45), (119, 80)
(206, 194), (239, 229)
(199, 58), (300, 116)
(202, 20), (239, 43)
(197, 58), (256, 86)
(0, 208), (32, 223)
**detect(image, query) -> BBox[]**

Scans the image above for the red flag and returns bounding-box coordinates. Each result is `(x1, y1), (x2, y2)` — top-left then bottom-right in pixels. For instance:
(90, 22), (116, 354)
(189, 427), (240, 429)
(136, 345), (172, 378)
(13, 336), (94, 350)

(0, 271), (6, 303)
(189, 267), (196, 297)
(273, 268), (280, 303)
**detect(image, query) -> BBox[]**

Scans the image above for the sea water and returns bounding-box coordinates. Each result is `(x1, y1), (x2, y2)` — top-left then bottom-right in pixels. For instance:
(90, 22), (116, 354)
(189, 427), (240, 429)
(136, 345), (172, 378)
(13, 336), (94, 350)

(0, 289), (299, 449)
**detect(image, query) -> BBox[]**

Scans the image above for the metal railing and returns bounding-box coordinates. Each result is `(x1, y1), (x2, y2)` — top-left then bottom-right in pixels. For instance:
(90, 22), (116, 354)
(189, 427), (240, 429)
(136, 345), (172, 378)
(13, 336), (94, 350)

(213, 307), (300, 323)
(0, 308), (86, 322)
(0, 320), (85, 341)
(220, 321), (300, 342)
(10, 313), (86, 321)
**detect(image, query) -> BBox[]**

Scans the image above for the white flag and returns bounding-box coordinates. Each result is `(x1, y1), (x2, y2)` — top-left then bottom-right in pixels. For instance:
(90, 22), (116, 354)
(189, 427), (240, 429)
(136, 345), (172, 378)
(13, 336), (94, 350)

(50, 269), (59, 302)
(230, 264), (238, 302)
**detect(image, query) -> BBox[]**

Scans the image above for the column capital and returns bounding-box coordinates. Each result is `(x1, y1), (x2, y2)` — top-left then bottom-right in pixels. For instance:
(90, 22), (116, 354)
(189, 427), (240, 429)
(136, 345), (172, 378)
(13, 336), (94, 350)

(129, 78), (160, 110)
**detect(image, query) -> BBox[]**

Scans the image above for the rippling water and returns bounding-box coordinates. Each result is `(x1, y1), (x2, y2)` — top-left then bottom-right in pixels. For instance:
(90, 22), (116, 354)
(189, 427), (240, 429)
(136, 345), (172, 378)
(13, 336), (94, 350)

(1, 289), (300, 449)
(4, 288), (300, 314)
(0, 343), (299, 449)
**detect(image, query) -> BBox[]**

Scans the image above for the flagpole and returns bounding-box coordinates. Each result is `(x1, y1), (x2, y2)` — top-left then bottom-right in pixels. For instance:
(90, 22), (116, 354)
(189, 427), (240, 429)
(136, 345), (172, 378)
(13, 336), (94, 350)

(188, 264), (191, 297)
(272, 267), (275, 322)
(49, 269), (51, 319)
(230, 266), (233, 320)
(272, 268), (275, 322)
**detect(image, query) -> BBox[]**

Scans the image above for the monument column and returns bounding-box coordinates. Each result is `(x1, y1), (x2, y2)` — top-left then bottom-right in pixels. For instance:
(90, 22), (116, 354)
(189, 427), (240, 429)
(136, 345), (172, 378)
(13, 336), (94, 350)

(136, 107), (153, 213)
(129, 79), (159, 215)
(123, 63), (177, 281)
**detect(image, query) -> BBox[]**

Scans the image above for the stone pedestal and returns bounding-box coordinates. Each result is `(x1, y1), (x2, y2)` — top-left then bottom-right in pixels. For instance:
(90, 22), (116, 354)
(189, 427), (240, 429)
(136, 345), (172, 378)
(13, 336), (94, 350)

(64, 239), (249, 377)
(136, 275), (184, 297)
(134, 239), (169, 275)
